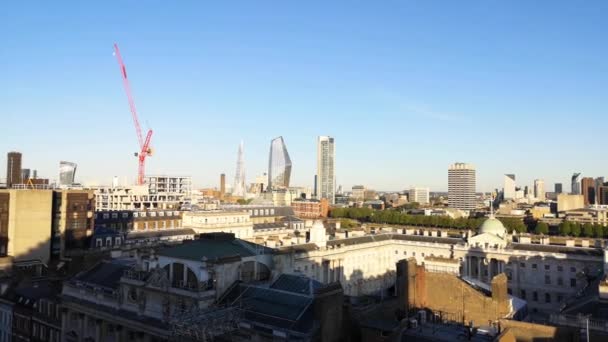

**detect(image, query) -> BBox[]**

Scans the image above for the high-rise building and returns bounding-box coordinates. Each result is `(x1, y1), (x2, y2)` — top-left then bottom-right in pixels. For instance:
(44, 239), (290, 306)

(233, 141), (246, 197)
(503, 174), (516, 200)
(534, 179), (545, 201)
(581, 177), (595, 206)
(59, 161), (77, 186)
(598, 185), (608, 205)
(316, 136), (335, 204)
(448, 162), (476, 210)
(595, 177), (605, 205)
(555, 183), (563, 194)
(571, 173), (581, 194)
(21, 169), (30, 182)
(409, 187), (430, 205)
(268, 137), (292, 191)
(6, 152), (22, 188)
(220, 173), (226, 200)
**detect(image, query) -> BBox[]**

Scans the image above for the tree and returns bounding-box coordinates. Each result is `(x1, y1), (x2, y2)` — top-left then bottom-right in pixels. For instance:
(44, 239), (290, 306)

(593, 224), (603, 238)
(558, 221), (571, 236)
(582, 223), (594, 238)
(570, 223), (581, 237)
(535, 222), (549, 235)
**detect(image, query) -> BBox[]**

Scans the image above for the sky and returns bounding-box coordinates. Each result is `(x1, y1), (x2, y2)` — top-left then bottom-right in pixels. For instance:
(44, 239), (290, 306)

(1, 1), (607, 192)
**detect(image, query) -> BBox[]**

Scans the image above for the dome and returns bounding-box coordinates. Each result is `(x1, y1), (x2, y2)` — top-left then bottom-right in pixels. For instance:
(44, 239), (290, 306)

(478, 217), (507, 238)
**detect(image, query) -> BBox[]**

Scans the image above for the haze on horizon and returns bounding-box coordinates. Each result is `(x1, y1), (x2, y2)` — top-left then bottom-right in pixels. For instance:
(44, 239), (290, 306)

(1, 1), (607, 192)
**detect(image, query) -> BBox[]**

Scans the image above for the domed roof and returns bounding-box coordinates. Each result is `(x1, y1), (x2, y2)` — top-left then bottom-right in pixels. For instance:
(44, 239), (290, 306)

(478, 217), (507, 238)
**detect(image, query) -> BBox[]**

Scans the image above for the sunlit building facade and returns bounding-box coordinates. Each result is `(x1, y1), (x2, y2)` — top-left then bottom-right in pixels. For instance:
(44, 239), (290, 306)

(267, 136), (292, 190)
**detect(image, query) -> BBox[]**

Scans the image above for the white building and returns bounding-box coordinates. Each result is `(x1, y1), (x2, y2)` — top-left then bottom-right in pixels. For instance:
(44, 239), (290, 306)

(534, 179), (545, 201)
(181, 211), (254, 239)
(448, 162), (476, 210)
(409, 187), (430, 205)
(351, 185), (365, 201)
(94, 175), (192, 211)
(316, 136), (336, 204)
(504, 174), (516, 200)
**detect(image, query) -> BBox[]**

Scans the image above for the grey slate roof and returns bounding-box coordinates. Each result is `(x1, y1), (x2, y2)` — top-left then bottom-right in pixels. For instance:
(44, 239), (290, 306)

(511, 243), (603, 256)
(270, 274), (323, 295)
(157, 234), (271, 262)
(127, 228), (195, 239)
(74, 261), (133, 290)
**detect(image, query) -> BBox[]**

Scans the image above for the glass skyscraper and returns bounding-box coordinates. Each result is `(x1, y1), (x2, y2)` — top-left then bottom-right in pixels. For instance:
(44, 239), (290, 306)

(316, 136), (335, 204)
(59, 161), (77, 186)
(267, 137), (292, 190)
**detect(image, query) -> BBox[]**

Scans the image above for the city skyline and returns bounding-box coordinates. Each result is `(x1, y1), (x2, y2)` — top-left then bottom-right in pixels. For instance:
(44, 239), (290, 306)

(2, 2), (608, 191)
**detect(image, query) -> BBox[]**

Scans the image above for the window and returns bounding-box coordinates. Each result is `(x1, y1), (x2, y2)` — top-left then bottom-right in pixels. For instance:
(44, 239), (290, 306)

(422, 253), (425, 257)
(122, 213), (129, 218)
(520, 290), (526, 299)
(557, 277), (563, 286)
(557, 294), (563, 302)
(412, 252), (416, 256)
(520, 263), (526, 268)
(532, 264), (537, 269)
(544, 265), (550, 271)
(403, 251), (407, 255)
(570, 278), (577, 287)
(557, 266), (563, 272)
(115, 237), (122, 246)
(533, 292), (538, 302)
(111, 213), (118, 219)
(570, 267), (576, 273)
(545, 293), (551, 303)
(106, 237), (112, 246)
(545, 275), (551, 285)
(95, 239), (102, 248)
(103, 213), (109, 219)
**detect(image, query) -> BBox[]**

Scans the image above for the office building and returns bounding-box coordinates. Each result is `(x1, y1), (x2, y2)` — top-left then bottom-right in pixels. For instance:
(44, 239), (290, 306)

(20, 169), (30, 182)
(503, 174), (516, 200)
(316, 136), (335, 204)
(409, 187), (430, 205)
(220, 173), (226, 200)
(351, 185), (365, 201)
(571, 173), (581, 194)
(51, 190), (95, 257)
(557, 193), (585, 212)
(533, 179), (545, 201)
(598, 185), (608, 205)
(233, 141), (246, 197)
(5, 152), (22, 188)
(59, 161), (77, 186)
(267, 137), (292, 190)
(448, 162), (476, 210)
(595, 177), (605, 204)
(581, 177), (595, 206)
(555, 183), (563, 194)
(292, 198), (329, 219)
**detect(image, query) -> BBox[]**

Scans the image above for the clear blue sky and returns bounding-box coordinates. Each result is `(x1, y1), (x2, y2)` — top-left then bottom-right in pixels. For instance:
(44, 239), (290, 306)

(1, 1), (607, 191)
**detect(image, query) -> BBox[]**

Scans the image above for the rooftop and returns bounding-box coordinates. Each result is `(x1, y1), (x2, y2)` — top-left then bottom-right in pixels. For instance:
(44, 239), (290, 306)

(157, 233), (271, 262)
(73, 261), (134, 290)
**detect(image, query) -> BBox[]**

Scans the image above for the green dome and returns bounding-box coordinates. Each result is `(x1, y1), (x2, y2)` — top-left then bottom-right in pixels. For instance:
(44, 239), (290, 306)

(478, 217), (507, 238)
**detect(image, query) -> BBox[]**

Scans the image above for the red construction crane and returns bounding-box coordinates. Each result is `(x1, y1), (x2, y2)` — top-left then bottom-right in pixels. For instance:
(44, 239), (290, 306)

(113, 43), (153, 185)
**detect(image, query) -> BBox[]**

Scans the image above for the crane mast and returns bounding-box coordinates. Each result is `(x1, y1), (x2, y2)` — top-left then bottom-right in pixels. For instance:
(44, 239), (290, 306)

(113, 43), (153, 185)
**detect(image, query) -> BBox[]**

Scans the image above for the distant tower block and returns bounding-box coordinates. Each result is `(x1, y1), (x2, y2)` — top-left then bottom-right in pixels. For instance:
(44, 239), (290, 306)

(233, 141), (246, 197)
(220, 173), (226, 200)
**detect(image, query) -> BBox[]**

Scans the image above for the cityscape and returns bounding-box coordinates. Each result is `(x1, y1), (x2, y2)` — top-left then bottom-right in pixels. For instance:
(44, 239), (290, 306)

(2, 2), (608, 342)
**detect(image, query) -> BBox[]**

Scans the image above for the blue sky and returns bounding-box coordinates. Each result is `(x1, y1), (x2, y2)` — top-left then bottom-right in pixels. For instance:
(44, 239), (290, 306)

(1, 1), (607, 191)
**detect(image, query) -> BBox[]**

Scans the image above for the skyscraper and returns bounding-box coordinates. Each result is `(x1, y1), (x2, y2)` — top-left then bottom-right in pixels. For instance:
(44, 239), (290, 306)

(555, 183), (563, 194)
(534, 179), (545, 201)
(571, 173), (581, 194)
(448, 162), (476, 210)
(316, 136), (335, 204)
(220, 173), (226, 200)
(581, 177), (595, 206)
(6, 152), (22, 188)
(503, 174), (516, 200)
(21, 169), (30, 182)
(595, 177), (605, 205)
(268, 137), (292, 190)
(233, 141), (246, 197)
(59, 161), (77, 186)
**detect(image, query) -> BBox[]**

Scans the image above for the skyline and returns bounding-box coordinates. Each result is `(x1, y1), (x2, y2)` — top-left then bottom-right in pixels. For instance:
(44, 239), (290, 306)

(2, 2), (608, 191)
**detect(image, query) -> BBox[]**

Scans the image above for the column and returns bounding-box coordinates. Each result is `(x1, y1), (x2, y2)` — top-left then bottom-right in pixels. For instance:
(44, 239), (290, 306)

(477, 258), (483, 281)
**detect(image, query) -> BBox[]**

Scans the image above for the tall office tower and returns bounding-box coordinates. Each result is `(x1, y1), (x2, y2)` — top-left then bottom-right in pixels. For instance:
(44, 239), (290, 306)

(555, 183), (563, 194)
(6, 152), (22, 188)
(233, 141), (246, 197)
(448, 162), (476, 210)
(503, 174), (516, 200)
(534, 179), (545, 201)
(595, 177), (605, 204)
(316, 136), (335, 204)
(21, 169), (30, 182)
(409, 187), (430, 205)
(267, 136), (292, 190)
(59, 161), (77, 186)
(581, 177), (595, 206)
(313, 175), (318, 198)
(598, 185), (608, 205)
(571, 173), (581, 194)
(220, 173), (226, 200)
